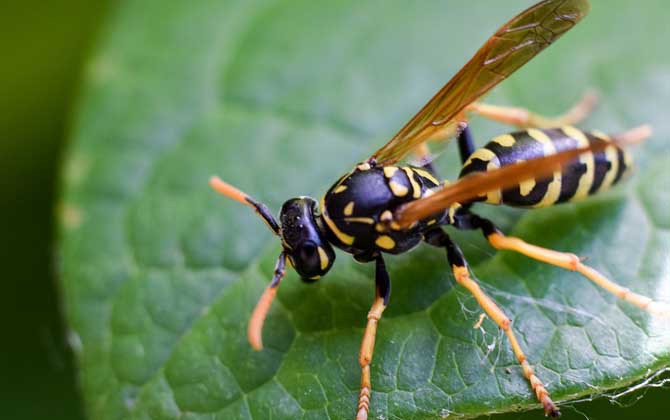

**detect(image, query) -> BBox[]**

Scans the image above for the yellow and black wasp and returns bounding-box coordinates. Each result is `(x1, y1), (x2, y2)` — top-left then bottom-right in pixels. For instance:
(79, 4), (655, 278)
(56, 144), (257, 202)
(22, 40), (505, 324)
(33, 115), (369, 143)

(210, 0), (668, 418)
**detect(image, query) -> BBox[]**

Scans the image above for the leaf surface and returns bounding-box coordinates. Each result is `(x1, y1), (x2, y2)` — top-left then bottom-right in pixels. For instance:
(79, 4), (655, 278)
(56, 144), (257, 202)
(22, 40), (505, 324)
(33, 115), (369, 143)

(59, 1), (670, 419)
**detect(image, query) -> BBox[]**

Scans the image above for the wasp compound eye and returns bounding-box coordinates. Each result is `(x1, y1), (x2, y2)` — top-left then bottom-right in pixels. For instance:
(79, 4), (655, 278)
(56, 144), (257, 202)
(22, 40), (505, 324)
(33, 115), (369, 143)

(279, 197), (336, 281)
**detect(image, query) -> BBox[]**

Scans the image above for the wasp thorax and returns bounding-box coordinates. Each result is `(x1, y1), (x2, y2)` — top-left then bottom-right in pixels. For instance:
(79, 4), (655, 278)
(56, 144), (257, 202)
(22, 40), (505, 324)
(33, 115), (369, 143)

(279, 197), (335, 281)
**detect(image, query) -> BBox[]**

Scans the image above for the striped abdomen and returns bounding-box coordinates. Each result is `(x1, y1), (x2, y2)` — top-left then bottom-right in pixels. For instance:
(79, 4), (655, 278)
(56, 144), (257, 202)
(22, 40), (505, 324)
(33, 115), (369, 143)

(459, 127), (632, 208)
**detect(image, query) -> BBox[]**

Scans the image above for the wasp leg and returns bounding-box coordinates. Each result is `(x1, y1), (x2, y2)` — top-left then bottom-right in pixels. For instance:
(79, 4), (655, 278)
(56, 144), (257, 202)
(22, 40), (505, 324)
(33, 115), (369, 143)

(457, 125), (476, 164)
(462, 213), (670, 318)
(248, 252), (287, 350)
(466, 91), (598, 129)
(356, 255), (391, 420)
(424, 228), (561, 417)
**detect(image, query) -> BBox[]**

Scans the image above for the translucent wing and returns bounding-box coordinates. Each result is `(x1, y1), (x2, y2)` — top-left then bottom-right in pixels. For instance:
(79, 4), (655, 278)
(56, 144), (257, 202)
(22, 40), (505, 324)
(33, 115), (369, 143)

(393, 128), (649, 228)
(370, 0), (590, 166)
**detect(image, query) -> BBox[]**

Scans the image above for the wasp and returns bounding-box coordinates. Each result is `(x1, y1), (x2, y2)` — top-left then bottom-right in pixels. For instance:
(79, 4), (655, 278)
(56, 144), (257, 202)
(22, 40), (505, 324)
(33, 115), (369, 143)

(210, 0), (668, 418)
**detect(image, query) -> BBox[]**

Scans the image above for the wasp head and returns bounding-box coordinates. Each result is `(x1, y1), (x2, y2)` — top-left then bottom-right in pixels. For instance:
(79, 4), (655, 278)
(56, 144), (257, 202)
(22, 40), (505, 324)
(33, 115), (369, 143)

(279, 197), (336, 281)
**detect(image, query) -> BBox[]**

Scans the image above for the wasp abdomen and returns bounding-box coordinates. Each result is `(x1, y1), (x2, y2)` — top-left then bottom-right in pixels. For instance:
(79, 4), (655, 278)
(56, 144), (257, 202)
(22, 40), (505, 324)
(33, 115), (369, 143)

(459, 127), (632, 208)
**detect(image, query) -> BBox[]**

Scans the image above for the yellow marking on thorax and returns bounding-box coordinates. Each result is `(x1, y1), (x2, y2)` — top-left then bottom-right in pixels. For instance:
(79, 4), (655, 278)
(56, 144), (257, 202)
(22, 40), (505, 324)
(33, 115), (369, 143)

(357, 162), (372, 171)
(343, 201), (355, 216)
(402, 167), (422, 198)
(527, 128), (562, 207)
(320, 197), (354, 245)
(343, 217), (375, 224)
(377, 210), (401, 232)
(383, 166), (398, 178)
(413, 168), (440, 185)
(333, 184), (347, 194)
(563, 126), (594, 202)
(389, 180), (408, 197)
(492, 134), (516, 147)
(317, 247), (329, 270)
(375, 235), (396, 250)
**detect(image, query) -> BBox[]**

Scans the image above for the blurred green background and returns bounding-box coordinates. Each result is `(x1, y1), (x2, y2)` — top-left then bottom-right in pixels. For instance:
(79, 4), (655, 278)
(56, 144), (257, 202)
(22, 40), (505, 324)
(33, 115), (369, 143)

(0, 1), (108, 419)
(1, 1), (667, 419)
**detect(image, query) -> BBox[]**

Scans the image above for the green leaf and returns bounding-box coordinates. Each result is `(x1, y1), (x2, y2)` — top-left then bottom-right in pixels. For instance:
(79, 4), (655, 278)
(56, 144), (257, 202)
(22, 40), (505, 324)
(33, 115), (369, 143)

(59, 1), (670, 419)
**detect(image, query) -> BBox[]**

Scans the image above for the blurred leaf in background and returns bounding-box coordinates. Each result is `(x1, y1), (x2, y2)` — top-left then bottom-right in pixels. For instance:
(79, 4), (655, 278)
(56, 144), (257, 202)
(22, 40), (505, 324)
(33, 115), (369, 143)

(0, 1), (107, 419)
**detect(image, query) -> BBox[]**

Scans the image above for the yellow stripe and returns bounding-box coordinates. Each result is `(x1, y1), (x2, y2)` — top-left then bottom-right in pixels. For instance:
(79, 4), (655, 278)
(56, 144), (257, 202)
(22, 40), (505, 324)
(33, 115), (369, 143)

(599, 144), (620, 192)
(591, 130), (610, 140)
(492, 134), (516, 147)
(413, 168), (440, 185)
(448, 202), (462, 224)
(463, 148), (503, 204)
(511, 158), (535, 196)
(485, 159), (502, 204)
(527, 128), (555, 154)
(383, 166), (398, 178)
(519, 178), (536, 196)
(622, 149), (633, 177)
(375, 235), (395, 250)
(562, 126), (594, 202)
(343, 201), (354, 216)
(528, 129), (561, 207)
(320, 197), (354, 246)
(317, 247), (329, 270)
(403, 167), (422, 198)
(333, 184), (347, 194)
(389, 181), (408, 197)
(343, 217), (375, 224)
(464, 148), (497, 167)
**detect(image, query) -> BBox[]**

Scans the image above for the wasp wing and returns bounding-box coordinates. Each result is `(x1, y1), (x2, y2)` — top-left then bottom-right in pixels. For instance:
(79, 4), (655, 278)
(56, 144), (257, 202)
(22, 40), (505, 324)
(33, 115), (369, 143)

(370, 0), (590, 166)
(394, 135), (625, 227)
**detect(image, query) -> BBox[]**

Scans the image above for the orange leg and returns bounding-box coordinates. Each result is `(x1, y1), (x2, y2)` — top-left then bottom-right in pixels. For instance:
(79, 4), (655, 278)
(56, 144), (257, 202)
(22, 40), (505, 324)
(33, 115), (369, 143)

(466, 90), (598, 129)
(452, 265), (560, 416)
(355, 256), (390, 420)
(248, 252), (287, 350)
(424, 228), (560, 417)
(487, 232), (670, 317)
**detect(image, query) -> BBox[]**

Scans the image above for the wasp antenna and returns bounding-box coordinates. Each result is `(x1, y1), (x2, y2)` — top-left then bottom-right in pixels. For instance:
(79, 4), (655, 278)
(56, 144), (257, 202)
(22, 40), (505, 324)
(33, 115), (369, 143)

(611, 124), (652, 145)
(209, 175), (251, 206)
(210, 175), (281, 235)
(248, 252), (287, 350)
